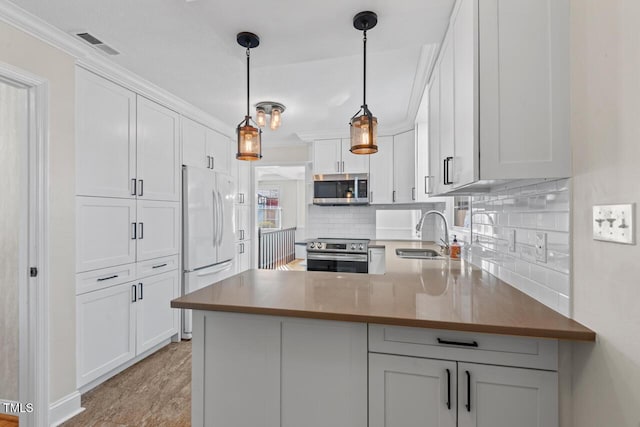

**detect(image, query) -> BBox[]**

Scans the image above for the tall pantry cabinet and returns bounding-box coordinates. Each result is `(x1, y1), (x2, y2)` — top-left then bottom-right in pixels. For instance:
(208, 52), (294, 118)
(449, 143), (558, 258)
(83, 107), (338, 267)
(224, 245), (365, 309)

(75, 68), (180, 389)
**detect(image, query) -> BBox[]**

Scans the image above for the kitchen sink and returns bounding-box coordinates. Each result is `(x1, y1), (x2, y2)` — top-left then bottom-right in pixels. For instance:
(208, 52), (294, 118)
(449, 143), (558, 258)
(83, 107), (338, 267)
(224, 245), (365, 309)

(395, 248), (445, 260)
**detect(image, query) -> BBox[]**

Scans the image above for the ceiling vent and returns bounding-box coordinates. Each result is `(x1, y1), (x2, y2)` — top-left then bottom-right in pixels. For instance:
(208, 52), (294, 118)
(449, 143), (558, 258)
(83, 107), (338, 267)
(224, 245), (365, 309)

(75, 32), (120, 55)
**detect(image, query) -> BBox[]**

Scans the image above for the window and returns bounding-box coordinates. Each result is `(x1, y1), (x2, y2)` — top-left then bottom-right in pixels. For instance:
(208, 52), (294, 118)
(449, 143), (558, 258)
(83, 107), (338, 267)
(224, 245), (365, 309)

(453, 196), (470, 228)
(257, 188), (282, 230)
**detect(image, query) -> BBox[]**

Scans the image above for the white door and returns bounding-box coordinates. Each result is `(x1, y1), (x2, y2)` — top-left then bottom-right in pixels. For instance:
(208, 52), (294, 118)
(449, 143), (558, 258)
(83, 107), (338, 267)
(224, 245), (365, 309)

(428, 68), (443, 196)
(312, 139), (341, 174)
(439, 36), (455, 189)
(457, 363), (558, 427)
(369, 353), (457, 427)
(368, 136), (393, 204)
(207, 128), (230, 174)
(76, 197), (137, 272)
(235, 204), (251, 242)
(136, 96), (180, 201)
(76, 282), (136, 387)
(136, 200), (180, 262)
(393, 130), (416, 203)
(341, 139), (369, 174)
(136, 270), (179, 354)
(76, 68), (137, 198)
(216, 172), (236, 263)
(236, 159), (252, 204)
(183, 167), (216, 271)
(235, 241), (250, 274)
(368, 248), (386, 275)
(182, 116), (208, 168)
(281, 319), (367, 427)
(415, 89), (430, 202)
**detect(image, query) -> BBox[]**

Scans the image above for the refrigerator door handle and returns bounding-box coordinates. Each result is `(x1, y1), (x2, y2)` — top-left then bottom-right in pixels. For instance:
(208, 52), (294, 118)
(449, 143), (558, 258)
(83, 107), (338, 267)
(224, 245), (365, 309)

(212, 190), (217, 247)
(217, 190), (224, 246)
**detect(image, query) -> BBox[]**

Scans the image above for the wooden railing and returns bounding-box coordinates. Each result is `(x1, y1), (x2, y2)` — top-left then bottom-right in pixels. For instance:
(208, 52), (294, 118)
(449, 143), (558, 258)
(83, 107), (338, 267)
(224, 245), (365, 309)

(258, 227), (297, 269)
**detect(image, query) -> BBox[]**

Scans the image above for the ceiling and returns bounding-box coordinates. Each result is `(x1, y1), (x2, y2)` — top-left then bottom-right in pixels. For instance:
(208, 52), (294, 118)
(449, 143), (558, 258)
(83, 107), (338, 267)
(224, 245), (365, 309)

(12, 0), (454, 146)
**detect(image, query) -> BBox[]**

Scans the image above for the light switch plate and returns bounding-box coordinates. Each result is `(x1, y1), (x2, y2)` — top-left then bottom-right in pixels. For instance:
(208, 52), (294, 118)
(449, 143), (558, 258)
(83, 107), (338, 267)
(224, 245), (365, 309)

(593, 204), (635, 244)
(535, 232), (547, 263)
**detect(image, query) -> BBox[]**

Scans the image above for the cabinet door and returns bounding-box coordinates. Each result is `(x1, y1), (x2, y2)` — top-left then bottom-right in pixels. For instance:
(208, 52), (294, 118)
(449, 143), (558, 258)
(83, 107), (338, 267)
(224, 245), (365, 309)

(235, 204), (251, 241)
(341, 139), (369, 174)
(136, 200), (180, 262)
(393, 130), (416, 203)
(136, 96), (180, 201)
(369, 353), (456, 427)
(136, 270), (179, 354)
(312, 139), (341, 174)
(281, 319), (367, 427)
(182, 117), (208, 168)
(76, 197), (137, 272)
(439, 36), (455, 189)
(457, 363), (558, 427)
(428, 68), (445, 196)
(207, 128), (230, 174)
(76, 68), (136, 198)
(235, 241), (250, 274)
(415, 88), (430, 202)
(368, 248), (386, 275)
(368, 136), (393, 204)
(76, 282), (136, 387)
(236, 160), (252, 205)
(452, 0), (478, 188)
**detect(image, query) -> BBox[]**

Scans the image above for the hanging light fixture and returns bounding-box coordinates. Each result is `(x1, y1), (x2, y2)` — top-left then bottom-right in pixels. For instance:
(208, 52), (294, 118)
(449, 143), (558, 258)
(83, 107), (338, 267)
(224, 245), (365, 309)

(349, 11), (378, 155)
(236, 32), (262, 161)
(255, 101), (286, 131)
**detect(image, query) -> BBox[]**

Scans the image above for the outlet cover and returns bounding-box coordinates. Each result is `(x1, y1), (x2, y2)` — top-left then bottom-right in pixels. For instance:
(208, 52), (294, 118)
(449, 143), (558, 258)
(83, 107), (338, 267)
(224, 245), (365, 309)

(593, 204), (635, 244)
(535, 232), (547, 263)
(508, 229), (516, 252)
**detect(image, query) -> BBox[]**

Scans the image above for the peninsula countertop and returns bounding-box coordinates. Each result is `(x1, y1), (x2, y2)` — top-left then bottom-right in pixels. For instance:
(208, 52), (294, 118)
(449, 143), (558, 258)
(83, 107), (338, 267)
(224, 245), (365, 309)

(172, 241), (595, 341)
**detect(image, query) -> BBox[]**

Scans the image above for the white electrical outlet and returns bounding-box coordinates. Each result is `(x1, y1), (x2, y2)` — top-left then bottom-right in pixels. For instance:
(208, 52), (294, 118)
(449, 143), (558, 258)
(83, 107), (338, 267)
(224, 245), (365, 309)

(535, 232), (547, 263)
(593, 204), (635, 244)
(508, 229), (516, 252)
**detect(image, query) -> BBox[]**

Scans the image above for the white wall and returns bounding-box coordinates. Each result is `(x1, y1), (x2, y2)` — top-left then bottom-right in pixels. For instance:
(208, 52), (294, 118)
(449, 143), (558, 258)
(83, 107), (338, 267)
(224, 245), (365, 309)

(570, 1), (640, 426)
(0, 21), (76, 403)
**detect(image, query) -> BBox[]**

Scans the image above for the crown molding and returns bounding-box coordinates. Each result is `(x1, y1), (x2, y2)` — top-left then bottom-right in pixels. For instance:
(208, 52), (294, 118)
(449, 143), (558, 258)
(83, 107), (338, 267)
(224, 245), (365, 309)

(405, 44), (438, 127)
(296, 119), (415, 142)
(0, 0), (235, 138)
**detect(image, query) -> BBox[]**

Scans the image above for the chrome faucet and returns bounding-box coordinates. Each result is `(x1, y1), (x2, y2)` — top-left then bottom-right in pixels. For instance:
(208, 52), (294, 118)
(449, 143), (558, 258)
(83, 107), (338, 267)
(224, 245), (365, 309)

(416, 210), (450, 255)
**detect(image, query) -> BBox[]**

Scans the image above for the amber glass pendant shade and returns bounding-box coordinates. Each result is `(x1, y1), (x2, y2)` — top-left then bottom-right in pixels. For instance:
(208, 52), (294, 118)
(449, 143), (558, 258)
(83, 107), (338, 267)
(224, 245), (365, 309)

(236, 119), (262, 161)
(350, 113), (378, 154)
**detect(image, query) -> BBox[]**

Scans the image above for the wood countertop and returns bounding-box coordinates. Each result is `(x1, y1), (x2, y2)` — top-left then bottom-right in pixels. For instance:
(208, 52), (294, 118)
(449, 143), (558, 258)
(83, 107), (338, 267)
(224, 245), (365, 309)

(172, 241), (595, 341)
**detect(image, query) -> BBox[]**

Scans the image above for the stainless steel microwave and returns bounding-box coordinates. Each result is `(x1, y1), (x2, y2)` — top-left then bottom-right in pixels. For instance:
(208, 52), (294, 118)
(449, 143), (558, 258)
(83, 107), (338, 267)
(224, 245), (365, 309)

(313, 173), (369, 205)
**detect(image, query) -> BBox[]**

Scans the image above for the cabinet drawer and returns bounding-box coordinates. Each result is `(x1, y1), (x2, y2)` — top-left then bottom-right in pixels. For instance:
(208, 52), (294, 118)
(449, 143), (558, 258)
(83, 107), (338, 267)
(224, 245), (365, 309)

(369, 324), (557, 371)
(76, 263), (137, 295)
(137, 255), (179, 278)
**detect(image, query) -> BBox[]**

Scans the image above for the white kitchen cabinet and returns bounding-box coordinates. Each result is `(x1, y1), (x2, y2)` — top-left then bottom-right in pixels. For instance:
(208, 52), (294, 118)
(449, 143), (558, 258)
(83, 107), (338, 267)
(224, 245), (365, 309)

(428, 67), (445, 196)
(457, 363), (558, 427)
(135, 200), (180, 262)
(312, 139), (369, 175)
(77, 269), (180, 388)
(136, 96), (181, 201)
(235, 159), (252, 205)
(136, 270), (180, 354)
(235, 240), (251, 274)
(206, 128), (230, 174)
(235, 204), (252, 242)
(368, 247), (386, 275)
(393, 130), (416, 203)
(428, 0), (569, 194)
(76, 68), (136, 199)
(369, 353), (457, 427)
(368, 136), (393, 204)
(182, 117), (230, 174)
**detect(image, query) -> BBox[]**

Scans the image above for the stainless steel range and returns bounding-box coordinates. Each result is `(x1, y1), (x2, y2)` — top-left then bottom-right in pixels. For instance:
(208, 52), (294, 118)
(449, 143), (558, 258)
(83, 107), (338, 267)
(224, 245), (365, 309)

(306, 238), (370, 274)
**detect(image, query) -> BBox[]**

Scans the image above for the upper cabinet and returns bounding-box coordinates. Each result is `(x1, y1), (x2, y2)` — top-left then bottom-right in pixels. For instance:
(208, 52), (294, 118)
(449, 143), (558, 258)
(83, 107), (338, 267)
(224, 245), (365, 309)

(428, 0), (569, 195)
(76, 68), (180, 202)
(182, 116), (230, 174)
(368, 136), (393, 204)
(312, 139), (369, 175)
(369, 132), (416, 205)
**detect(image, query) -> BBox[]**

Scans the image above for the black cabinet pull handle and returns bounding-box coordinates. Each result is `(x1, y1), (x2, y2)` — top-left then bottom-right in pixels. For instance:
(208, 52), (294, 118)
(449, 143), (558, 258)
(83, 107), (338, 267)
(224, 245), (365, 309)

(443, 158), (448, 185)
(466, 370), (471, 412)
(446, 368), (451, 410)
(412, 187), (416, 200)
(138, 283), (143, 300)
(138, 222), (144, 239)
(131, 223), (137, 240)
(211, 156), (215, 170)
(392, 190), (396, 203)
(97, 274), (118, 282)
(138, 179), (144, 196)
(437, 338), (479, 347)
(443, 157), (454, 185)
(152, 263), (167, 269)
(131, 178), (137, 196)
(131, 284), (137, 303)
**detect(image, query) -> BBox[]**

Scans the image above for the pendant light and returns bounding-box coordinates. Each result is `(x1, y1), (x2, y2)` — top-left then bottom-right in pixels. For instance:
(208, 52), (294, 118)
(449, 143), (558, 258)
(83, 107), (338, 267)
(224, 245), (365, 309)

(349, 11), (378, 155)
(236, 32), (262, 161)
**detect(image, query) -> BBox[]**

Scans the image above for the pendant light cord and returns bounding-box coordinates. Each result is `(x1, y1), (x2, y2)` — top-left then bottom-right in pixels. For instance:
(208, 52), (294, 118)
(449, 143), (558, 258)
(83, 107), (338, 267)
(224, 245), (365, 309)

(362, 29), (367, 108)
(246, 47), (251, 118)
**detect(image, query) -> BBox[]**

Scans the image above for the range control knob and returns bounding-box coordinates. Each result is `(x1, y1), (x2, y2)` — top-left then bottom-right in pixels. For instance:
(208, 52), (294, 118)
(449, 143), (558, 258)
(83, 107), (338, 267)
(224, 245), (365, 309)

(351, 243), (356, 250)
(310, 243), (316, 249)
(359, 244), (364, 250)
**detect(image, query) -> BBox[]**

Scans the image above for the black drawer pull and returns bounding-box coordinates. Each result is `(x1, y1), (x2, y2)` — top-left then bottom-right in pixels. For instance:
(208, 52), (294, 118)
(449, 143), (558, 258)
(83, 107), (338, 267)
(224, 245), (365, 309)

(466, 370), (471, 412)
(152, 263), (168, 269)
(97, 274), (118, 282)
(437, 338), (479, 347)
(445, 368), (451, 410)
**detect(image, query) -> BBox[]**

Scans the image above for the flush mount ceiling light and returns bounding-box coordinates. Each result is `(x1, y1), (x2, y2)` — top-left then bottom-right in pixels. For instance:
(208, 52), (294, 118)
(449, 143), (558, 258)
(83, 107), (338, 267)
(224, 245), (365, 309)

(349, 11), (378, 155)
(236, 32), (262, 161)
(255, 101), (286, 131)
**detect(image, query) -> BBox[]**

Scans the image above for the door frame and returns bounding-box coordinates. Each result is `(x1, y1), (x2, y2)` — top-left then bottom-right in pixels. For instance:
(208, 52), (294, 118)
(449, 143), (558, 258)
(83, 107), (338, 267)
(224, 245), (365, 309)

(0, 61), (50, 427)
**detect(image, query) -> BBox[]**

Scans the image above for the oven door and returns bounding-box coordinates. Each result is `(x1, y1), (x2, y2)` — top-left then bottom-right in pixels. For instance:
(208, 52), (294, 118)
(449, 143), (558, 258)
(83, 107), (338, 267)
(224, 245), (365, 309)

(307, 252), (369, 274)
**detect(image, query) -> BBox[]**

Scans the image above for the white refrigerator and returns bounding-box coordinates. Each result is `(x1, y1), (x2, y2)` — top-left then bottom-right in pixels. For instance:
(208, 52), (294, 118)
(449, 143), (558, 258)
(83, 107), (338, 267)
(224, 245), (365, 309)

(182, 166), (236, 338)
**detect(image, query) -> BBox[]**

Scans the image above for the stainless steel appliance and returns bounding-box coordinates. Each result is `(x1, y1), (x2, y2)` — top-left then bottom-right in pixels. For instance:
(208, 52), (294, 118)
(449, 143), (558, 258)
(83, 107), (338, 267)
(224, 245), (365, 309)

(182, 166), (235, 338)
(306, 238), (370, 273)
(313, 173), (369, 205)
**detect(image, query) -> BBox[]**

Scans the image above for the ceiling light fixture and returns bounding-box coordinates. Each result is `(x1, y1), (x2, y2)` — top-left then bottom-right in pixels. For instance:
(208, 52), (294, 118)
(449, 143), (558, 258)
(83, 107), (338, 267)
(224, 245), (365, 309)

(349, 11), (378, 155)
(236, 32), (262, 161)
(255, 101), (286, 131)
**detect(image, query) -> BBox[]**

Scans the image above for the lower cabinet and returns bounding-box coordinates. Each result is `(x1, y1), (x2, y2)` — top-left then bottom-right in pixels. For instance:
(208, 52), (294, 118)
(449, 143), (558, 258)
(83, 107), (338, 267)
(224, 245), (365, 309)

(235, 239), (251, 273)
(76, 269), (180, 387)
(368, 247), (386, 275)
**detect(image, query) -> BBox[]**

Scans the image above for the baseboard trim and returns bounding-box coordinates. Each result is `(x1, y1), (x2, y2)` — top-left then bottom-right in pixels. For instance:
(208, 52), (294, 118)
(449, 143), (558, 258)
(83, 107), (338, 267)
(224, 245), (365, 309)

(49, 391), (84, 427)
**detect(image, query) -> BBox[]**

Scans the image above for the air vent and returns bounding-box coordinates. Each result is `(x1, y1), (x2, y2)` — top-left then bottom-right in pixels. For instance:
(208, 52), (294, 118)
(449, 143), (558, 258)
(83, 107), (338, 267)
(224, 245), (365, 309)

(74, 32), (120, 55)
